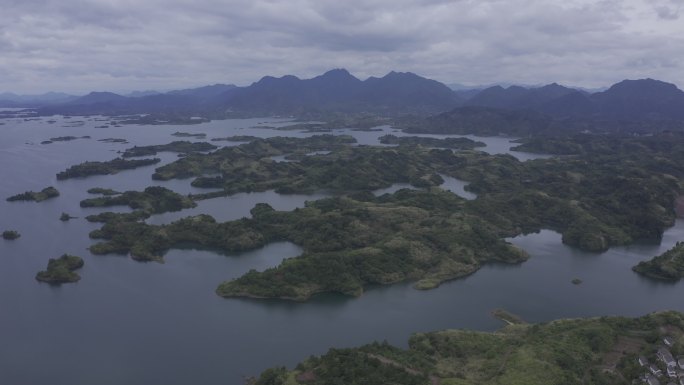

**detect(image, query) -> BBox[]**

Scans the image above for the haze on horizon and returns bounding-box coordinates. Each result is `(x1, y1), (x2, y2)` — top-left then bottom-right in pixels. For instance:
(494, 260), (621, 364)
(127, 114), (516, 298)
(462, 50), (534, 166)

(1, 0), (683, 94)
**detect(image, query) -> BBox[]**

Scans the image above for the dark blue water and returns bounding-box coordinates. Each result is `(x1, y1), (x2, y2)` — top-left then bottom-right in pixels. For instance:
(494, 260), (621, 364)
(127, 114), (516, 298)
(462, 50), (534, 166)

(1, 115), (682, 385)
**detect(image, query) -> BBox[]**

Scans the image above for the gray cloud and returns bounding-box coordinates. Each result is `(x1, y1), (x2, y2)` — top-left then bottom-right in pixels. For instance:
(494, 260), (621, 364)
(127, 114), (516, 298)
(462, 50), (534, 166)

(1, 0), (683, 94)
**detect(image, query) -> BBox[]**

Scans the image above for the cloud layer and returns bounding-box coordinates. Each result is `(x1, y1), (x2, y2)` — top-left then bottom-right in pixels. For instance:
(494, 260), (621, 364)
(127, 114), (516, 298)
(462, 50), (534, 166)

(1, 0), (683, 93)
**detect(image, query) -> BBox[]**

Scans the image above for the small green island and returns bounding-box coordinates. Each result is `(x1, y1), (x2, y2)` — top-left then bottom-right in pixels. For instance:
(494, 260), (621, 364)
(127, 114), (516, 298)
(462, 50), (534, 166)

(171, 131), (206, 138)
(2, 230), (21, 240)
(56, 157), (161, 179)
(6, 186), (60, 202)
(59, 212), (76, 221)
(87, 187), (122, 196)
(633, 242), (684, 281)
(35, 254), (84, 284)
(251, 311), (684, 385)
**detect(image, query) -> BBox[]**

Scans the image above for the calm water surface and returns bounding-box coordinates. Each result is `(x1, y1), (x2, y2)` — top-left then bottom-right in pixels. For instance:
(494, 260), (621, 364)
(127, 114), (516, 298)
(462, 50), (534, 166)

(0, 115), (682, 385)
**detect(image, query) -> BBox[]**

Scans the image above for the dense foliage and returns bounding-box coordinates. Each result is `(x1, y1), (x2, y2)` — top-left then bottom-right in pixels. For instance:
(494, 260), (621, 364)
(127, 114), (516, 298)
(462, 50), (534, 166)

(6, 186), (60, 202)
(80, 186), (196, 214)
(35, 254), (84, 284)
(633, 241), (684, 280)
(89, 189), (527, 297)
(2, 230), (20, 240)
(56, 158), (160, 180)
(120, 141), (216, 157)
(254, 311), (684, 385)
(378, 134), (486, 149)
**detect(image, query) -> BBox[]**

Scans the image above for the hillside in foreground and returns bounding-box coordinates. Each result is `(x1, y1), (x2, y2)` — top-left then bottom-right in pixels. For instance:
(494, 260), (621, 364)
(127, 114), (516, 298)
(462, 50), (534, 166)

(252, 311), (684, 385)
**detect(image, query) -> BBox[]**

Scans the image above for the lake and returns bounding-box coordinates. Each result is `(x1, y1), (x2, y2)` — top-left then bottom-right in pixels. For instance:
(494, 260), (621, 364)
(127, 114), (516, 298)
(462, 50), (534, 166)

(0, 114), (681, 385)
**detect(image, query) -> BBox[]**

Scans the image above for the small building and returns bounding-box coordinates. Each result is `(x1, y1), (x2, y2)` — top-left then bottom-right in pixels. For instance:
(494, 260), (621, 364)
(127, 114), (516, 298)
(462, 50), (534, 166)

(652, 364), (663, 376)
(678, 357), (684, 369)
(639, 356), (650, 366)
(668, 366), (677, 378)
(659, 347), (678, 368)
(646, 375), (661, 385)
(665, 337), (676, 347)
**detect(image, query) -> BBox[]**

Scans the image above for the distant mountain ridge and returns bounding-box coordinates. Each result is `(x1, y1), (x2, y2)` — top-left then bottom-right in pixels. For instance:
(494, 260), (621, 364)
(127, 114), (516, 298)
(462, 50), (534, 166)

(2, 70), (683, 125)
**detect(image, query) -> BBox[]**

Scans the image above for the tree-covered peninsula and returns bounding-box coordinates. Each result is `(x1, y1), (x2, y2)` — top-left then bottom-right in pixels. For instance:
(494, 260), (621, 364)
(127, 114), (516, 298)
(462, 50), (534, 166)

(251, 311), (684, 385)
(633, 242), (684, 281)
(56, 157), (161, 180)
(6, 186), (60, 202)
(35, 254), (84, 284)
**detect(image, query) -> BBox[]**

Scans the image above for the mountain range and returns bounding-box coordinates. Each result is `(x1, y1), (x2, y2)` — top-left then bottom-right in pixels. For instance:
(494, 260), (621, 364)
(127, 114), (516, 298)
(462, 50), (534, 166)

(2, 70), (684, 125)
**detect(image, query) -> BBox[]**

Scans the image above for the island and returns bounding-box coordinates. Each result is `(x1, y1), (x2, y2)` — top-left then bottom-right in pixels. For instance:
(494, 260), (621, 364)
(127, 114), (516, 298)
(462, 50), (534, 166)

(89, 189), (528, 295)
(35, 254), (84, 284)
(59, 212), (76, 221)
(41, 135), (91, 145)
(633, 242), (684, 281)
(98, 138), (129, 144)
(120, 141), (217, 157)
(56, 157), (161, 179)
(87, 187), (121, 196)
(6, 186), (60, 202)
(2, 230), (21, 240)
(80, 186), (196, 214)
(171, 131), (206, 138)
(250, 311), (684, 385)
(378, 134), (486, 149)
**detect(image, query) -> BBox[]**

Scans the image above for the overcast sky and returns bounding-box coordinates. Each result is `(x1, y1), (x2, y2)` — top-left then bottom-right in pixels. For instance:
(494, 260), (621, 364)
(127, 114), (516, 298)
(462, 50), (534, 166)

(1, 0), (683, 94)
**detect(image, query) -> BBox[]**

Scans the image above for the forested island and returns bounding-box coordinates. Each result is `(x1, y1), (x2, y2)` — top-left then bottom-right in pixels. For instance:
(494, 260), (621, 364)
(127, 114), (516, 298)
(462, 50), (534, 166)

(120, 141), (217, 158)
(80, 186), (195, 214)
(6, 187), (60, 202)
(35, 254), (84, 284)
(2, 230), (20, 240)
(251, 311), (684, 385)
(378, 134), (486, 149)
(56, 158), (161, 179)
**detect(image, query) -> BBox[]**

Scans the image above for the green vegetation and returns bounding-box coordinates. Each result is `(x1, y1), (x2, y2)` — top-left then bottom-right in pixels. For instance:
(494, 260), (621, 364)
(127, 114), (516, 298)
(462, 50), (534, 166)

(89, 189), (527, 296)
(56, 157), (161, 180)
(171, 131), (206, 138)
(210, 135), (260, 142)
(378, 134), (486, 149)
(120, 141), (217, 157)
(633, 242), (684, 281)
(41, 135), (90, 144)
(253, 311), (684, 385)
(87, 187), (121, 196)
(80, 186), (195, 214)
(6, 186), (60, 202)
(81, 132), (684, 298)
(153, 135), (443, 195)
(85, 211), (151, 223)
(35, 254), (84, 284)
(2, 230), (20, 240)
(98, 138), (128, 144)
